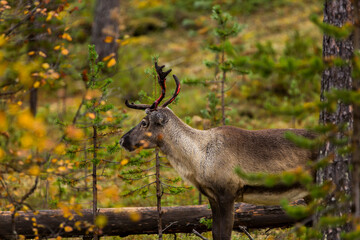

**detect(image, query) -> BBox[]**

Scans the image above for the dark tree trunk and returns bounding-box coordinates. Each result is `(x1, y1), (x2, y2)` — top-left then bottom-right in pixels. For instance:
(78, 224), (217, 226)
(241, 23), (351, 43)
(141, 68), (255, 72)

(91, 0), (120, 61)
(29, 88), (38, 116)
(352, 0), (360, 221)
(317, 0), (353, 238)
(0, 202), (305, 239)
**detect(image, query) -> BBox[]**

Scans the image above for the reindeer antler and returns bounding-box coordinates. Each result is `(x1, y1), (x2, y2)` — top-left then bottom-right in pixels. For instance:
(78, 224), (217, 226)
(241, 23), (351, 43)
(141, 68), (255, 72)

(125, 62), (181, 110)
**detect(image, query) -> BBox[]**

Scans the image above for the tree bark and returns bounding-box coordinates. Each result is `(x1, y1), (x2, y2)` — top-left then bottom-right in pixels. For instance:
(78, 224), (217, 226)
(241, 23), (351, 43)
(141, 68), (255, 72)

(352, 0), (360, 221)
(0, 202), (304, 239)
(317, 0), (353, 238)
(91, 0), (120, 61)
(155, 149), (163, 239)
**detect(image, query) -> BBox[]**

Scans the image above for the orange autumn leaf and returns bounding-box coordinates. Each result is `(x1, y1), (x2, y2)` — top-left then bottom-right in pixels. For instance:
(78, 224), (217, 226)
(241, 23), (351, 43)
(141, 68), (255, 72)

(62, 33), (72, 41)
(102, 53), (115, 61)
(87, 112), (96, 119)
(107, 58), (116, 68)
(61, 48), (69, 55)
(104, 36), (113, 43)
(121, 159), (129, 165)
(64, 226), (73, 232)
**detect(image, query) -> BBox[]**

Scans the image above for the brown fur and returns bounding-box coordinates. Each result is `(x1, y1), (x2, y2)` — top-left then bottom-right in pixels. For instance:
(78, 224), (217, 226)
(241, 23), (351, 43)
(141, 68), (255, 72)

(120, 107), (317, 240)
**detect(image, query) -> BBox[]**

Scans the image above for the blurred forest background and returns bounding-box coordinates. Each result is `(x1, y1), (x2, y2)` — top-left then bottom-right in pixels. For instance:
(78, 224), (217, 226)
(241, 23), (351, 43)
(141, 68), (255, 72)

(1, 0), (350, 239)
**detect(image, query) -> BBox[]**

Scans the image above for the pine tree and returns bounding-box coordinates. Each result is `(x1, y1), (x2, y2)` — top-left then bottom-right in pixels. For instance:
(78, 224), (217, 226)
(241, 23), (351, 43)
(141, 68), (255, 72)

(316, 0), (353, 238)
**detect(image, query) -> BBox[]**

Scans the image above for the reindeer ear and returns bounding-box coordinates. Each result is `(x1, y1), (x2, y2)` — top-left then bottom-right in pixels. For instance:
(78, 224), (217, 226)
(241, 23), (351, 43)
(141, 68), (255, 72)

(151, 111), (167, 125)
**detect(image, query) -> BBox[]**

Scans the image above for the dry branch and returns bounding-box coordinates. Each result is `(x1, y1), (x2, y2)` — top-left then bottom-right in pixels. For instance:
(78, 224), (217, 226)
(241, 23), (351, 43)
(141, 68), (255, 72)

(0, 202), (304, 239)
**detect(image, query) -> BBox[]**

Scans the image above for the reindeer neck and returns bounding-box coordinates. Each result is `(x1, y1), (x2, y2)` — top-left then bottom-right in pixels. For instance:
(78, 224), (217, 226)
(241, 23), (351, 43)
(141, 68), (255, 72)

(158, 112), (206, 182)
(160, 114), (204, 156)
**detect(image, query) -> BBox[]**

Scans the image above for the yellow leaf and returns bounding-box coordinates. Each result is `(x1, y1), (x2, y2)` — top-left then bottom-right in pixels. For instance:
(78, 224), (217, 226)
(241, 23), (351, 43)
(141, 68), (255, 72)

(28, 165), (40, 176)
(102, 53), (115, 62)
(75, 221), (81, 230)
(62, 33), (72, 41)
(107, 58), (116, 68)
(46, 11), (54, 21)
(38, 51), (47, 58)
(54, 45), (61, 50)
(87, 113), (96, 119)
(41, 63), (50, 69)
(33, 81), (40, 88)
(121, 159), (129, 165)
(120, 39), (130, 46)
(104, 36), (113, 43)
(64, 226), (73, 232)
(28, 51), (35, 56)
(61, 48), (69, 55)
(58, 166), (67, 173)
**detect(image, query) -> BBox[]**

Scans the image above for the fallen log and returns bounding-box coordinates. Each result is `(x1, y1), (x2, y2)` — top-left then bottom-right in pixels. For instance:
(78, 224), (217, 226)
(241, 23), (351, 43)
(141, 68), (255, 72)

(0, 202), (303, 239)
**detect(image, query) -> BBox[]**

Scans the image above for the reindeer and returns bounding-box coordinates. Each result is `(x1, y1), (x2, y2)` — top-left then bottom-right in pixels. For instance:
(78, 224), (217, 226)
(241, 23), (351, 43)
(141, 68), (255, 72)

(119, 62), (317, 240)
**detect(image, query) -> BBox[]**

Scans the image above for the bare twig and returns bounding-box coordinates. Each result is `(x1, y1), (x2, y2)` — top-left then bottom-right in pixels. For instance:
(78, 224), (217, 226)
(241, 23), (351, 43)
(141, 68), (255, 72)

(192, 229), (209, 240)
(92, 126), (98, 240)
(220, 49), (226, 126)
(121, 181), (156, 197)
(155, 148), (163, 240)
(5, 7), (37, 36)
(162, 221), (178, 233)
(239, 226), (254, 240)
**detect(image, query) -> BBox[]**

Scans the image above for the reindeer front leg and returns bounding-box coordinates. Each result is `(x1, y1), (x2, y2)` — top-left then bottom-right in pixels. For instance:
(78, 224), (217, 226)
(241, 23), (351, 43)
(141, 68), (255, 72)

(209, 196), (235, 240)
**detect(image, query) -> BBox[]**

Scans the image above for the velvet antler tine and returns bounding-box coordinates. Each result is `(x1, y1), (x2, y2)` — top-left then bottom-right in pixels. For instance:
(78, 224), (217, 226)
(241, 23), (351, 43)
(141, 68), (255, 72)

(125, 100), (151, 110)
(155, 62), (172, 80)
(151, 62), (172, 109)
(124, 62), (177, 111)
(162, 74), (181, 108)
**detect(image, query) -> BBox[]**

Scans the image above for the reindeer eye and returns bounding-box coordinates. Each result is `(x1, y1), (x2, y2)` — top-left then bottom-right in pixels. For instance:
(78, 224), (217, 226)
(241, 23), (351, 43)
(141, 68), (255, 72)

(141, 120), (148, 127)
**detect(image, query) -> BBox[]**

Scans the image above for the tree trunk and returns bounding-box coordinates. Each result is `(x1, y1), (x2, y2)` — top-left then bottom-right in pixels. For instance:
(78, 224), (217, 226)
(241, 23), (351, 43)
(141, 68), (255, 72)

(317, 0), (353, 238)
(0, 202), (304, 239)
(352, 0), (360, 222)
(91, 0), (120, 61)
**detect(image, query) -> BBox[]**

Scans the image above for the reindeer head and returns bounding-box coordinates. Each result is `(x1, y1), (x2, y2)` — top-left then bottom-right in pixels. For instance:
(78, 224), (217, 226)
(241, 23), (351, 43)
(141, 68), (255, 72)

(119, 62), (181, 152)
